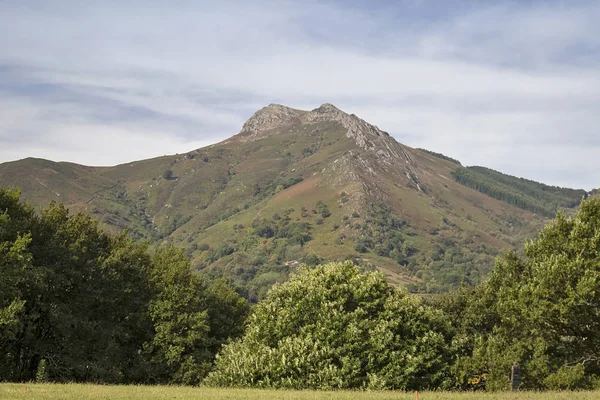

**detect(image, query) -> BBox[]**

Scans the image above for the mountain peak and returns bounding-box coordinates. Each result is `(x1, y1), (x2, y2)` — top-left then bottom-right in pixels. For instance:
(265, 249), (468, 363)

(240, 104), (305, 137)
(235, 103), (406, 164)
(312, 103), (343, 113)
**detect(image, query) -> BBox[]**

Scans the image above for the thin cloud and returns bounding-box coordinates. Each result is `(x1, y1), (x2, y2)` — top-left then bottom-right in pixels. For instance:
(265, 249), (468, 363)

(0, 0), (598, 189)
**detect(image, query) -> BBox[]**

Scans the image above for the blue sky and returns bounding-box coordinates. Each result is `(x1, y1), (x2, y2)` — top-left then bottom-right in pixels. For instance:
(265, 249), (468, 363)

(1, 0), (599, 189)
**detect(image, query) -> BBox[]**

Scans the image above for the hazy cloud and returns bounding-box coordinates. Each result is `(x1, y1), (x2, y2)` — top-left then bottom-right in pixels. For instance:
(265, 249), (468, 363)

(0, 0), (598, 188)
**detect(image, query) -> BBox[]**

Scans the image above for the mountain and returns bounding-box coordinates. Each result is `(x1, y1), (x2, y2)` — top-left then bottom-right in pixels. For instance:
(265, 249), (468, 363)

(0, 103), (589, 298)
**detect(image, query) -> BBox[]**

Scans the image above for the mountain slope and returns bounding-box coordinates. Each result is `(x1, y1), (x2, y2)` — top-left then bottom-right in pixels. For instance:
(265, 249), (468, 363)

(0, 103), (587, 296)
(452, 166), (586, 216)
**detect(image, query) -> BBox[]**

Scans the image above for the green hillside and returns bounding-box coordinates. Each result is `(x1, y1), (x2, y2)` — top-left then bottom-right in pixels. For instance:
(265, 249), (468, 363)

(0, 104), (588, 296)
(452, 166), (587, 217)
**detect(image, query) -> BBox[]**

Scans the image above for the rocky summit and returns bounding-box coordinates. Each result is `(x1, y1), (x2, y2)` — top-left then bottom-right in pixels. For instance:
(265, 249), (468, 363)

(0, 104), (588, 297)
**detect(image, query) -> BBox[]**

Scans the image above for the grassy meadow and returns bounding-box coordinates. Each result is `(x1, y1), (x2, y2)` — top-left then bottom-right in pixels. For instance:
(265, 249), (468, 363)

(0, 384), (598, 400)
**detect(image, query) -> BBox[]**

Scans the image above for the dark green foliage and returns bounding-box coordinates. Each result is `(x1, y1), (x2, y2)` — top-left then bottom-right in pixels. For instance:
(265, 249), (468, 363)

(437, 197), (600, 390)
(301, 147), (314, 156)
(162, 169), (174, 180)
(354, 202), (412, 260)
(205, 262), (452, 390)
(251, 215), (312, 246)
(253, 177), (304, 199)
(354, 242), (368, 253)
(407, 235), (497, 293)
(452, 166), (586, 216)
(205, 242), (236, 262)
(417, 149), (462, 165)
(160, 213), (192, 237)
(145, 247), (249, 384)
(315, 200), (331, 218)
(340, 192), (349, 204)
(0, 187), (248, 384)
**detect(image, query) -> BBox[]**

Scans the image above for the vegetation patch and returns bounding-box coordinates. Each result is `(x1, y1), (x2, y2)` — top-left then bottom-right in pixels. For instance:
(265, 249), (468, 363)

(452, 166), (586, 216)
(417, 148), (462, 165)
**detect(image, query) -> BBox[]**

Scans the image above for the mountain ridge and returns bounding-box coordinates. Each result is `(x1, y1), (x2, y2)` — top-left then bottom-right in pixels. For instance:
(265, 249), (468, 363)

(0, 103), (589, 296)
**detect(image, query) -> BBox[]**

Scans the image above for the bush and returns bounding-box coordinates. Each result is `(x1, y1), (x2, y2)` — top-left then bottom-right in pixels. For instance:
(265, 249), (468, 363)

(198, 243), (210, 252)
(205, 262), (452, 389)
(316, 201), (331, 218)
(162, 169), (174, 180)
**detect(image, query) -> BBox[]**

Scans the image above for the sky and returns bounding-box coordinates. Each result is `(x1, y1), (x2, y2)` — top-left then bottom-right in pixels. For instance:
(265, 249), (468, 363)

(1, 1), (599, 189)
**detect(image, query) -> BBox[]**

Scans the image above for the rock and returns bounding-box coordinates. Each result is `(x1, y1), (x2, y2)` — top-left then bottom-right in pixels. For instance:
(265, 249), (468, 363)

(238, 104), (305, 141)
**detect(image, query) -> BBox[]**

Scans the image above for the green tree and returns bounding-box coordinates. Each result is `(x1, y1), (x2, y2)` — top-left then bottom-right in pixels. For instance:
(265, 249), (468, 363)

(162, 169), (174, 180)
(0, 186), (248, 384)
(145, 247), (250, 385)
(446, 197), (600, 390)
(205, 261), (452, 390)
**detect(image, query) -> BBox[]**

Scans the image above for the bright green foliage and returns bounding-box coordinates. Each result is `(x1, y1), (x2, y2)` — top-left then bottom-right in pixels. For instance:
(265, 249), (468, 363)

(205, 262), (452, 390)
(0, 187), (248, 384)
(452, 166), (586, 216)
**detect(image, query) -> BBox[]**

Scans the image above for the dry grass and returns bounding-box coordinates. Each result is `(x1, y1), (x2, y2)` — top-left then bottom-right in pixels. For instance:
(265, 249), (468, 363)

(0, 384), (598, 400)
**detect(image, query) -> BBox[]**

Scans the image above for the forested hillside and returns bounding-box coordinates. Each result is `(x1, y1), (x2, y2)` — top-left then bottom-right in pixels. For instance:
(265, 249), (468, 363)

(452, 166), (587, 216)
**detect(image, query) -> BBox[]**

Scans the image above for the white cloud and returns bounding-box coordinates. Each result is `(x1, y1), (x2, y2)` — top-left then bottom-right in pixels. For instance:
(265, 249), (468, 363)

(0, 0), (598, 188)
(0, 121), (215, 167)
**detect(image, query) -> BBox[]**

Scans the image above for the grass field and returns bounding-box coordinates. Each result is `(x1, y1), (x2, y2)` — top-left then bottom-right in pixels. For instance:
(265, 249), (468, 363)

(0, 384), (598, 400)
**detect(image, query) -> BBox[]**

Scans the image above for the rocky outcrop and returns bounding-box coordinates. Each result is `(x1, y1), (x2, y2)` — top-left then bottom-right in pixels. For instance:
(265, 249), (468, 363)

(238, 104), (305, 141)
(234, 102), (423, 191)
(306, 104), (412, 166)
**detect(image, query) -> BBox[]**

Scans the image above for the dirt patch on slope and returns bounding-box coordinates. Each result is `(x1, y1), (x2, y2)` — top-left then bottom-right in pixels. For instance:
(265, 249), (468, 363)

(272, 175), (322, 202)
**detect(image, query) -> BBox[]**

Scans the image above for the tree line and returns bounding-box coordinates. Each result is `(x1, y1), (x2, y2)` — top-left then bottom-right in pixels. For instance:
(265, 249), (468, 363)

(452, 166), (586, 217)
(2, 185), (600, 390)
(0, 187), (248, 384)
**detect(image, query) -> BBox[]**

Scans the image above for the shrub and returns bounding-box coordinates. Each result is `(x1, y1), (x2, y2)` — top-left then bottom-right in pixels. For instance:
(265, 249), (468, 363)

(205, 262), (451, 389)
(162, 169), (174, 180)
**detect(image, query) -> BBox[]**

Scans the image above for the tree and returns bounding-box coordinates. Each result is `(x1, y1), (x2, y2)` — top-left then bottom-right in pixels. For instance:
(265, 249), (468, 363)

(143, 247), (250, 385)
(205, 261), (452, 390)
(0, 186), (248, 384)
(447, 197), (600, 390)
(145, 247), (211, 384)
(162, 169), (174, 180)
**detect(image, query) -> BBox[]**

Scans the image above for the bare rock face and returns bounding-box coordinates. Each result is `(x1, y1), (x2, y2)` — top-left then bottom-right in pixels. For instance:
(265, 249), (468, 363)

(307, 104), (412, 167)
(238, 104), (305, 141)
(235, 102), (422, 191)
